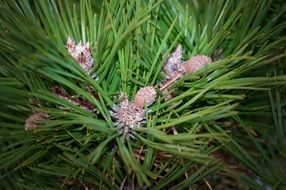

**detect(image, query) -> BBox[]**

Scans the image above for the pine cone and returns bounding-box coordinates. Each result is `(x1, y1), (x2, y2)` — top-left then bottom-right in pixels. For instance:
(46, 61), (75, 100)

(134, 86), (157, 108)
(25, 112), (49, 130)
(184, 55), (212, 73)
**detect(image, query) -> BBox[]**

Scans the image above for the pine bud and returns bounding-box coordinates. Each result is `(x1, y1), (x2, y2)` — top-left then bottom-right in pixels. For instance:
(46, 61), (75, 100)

(25, 112), (48, 130)
(163, 44), (184, 79)
(184, 55), (212, 73)
(111, 97), (145, 138)
(66, 37), (94, 74)
(134, 86), (157, 108)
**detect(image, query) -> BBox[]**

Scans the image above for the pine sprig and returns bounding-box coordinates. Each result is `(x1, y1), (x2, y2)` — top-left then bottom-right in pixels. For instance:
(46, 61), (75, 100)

(0, 0), (286, 189)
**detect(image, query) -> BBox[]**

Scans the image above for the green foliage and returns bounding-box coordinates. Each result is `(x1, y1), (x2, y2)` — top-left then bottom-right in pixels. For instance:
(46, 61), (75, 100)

(0, 0), (285, 189)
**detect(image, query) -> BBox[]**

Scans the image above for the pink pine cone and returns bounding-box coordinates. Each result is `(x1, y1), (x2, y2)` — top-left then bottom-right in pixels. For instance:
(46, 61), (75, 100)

(25, 112), (48, 130)
(184, 55), (212, 73)
(134, 86), (157, 108)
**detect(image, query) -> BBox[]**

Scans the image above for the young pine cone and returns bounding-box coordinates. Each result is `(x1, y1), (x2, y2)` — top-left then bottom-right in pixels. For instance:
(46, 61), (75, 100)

(184, 55), (212, 73)
(25, 112), (48, 130)
(134, 86), (157, 108)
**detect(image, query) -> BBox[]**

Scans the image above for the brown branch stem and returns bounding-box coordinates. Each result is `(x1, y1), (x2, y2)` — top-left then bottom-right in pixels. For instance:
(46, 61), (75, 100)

(160, 73), (183, 91)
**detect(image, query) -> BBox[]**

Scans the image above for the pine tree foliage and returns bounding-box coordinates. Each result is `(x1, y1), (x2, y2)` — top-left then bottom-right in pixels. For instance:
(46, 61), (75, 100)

(0, 0), (285, 189)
